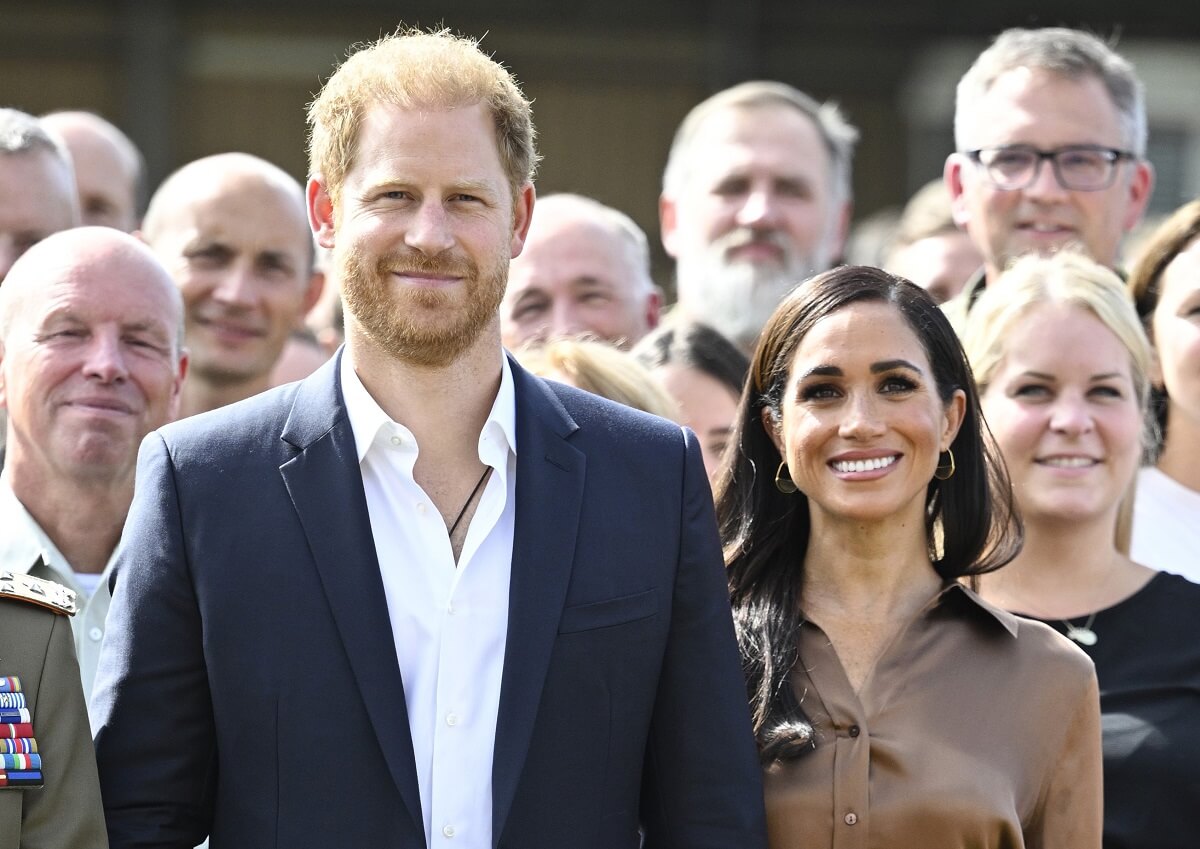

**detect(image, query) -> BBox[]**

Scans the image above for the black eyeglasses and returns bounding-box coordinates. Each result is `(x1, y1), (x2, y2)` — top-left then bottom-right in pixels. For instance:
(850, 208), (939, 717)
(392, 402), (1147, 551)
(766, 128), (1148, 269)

(966, 145), (1136, 191)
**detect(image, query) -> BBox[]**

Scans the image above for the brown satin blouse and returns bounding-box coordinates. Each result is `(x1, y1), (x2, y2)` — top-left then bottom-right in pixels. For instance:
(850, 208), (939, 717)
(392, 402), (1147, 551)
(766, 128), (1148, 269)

(764, 584), (1102, 849)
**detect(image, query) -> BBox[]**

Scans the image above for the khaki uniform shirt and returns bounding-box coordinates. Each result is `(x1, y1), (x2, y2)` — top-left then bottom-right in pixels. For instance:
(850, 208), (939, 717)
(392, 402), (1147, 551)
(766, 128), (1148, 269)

(0, 480), (114, 709)
(0, 594), (108, 849)
(764, 584), (1102, 849)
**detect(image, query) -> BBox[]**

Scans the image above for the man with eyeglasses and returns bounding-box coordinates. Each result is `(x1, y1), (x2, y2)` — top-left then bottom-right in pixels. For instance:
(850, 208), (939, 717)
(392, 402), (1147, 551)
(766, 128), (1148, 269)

(942, 27), (1155, 330)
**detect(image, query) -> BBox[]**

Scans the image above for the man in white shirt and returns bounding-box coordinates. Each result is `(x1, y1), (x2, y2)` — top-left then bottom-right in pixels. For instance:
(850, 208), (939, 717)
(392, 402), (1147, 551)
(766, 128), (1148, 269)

(93, 26), (766, 849)
(0, 227), (187, 706)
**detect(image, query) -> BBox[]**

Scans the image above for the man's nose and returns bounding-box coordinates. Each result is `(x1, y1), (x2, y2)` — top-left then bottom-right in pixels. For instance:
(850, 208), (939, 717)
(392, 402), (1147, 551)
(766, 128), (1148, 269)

(82, 331), (131, 384)
(735, 188), (781, 229)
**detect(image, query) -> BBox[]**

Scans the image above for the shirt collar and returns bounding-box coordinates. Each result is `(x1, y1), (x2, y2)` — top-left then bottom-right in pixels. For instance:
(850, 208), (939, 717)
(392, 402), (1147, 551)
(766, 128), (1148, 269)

(0, 475), (75, 577)
(939, 581), (1020, 638)
(340, 350), (517, 467)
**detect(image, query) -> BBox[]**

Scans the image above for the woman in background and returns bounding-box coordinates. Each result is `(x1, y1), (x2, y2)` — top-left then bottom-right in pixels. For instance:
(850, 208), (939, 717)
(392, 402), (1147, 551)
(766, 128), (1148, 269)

(514, 336), (677, 419)
(964, 250), (1200, 849)
(719, 264), (1100, 848)
(634, 321), (749, 483)
(1126, 200), (1200, 580)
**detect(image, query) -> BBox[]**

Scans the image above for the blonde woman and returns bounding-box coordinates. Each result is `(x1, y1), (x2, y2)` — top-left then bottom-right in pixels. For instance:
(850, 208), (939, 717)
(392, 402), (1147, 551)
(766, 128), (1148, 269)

(963, 251), (1200, 849)
(515, 337), (677, 419)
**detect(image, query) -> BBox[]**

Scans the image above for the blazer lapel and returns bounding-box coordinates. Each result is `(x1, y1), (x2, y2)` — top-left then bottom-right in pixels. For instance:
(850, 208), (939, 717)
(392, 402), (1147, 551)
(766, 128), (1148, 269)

(278, 353), (424, 836)
(492, 363), (585, 842)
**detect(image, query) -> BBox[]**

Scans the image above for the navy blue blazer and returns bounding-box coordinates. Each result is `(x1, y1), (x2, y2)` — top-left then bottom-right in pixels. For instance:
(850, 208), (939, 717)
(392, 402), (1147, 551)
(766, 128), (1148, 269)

(92, 353), (766, 849)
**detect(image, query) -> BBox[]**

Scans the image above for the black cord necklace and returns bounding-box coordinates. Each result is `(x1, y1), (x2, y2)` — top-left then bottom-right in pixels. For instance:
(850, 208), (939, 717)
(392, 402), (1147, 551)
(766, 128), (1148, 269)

(448, 466), (492, 538)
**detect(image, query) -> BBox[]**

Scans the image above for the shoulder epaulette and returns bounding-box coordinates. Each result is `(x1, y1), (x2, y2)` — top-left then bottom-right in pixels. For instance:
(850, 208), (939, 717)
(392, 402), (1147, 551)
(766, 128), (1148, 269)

(0, 572), (76, 616)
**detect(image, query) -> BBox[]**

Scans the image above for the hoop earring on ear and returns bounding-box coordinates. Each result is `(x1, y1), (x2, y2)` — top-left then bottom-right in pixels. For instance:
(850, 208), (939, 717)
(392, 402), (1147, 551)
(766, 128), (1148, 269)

(934, 448), (956, 481)
(775, 461), (799, 494)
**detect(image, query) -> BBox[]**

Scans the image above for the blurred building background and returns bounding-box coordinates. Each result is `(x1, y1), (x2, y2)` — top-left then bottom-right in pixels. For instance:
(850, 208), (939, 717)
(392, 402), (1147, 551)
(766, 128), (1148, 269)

(2, 0), (1198, 286)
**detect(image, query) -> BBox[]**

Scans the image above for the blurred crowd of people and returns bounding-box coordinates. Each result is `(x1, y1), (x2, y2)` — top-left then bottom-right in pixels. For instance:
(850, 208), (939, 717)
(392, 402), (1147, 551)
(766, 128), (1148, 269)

(0, 19), (1197, 849)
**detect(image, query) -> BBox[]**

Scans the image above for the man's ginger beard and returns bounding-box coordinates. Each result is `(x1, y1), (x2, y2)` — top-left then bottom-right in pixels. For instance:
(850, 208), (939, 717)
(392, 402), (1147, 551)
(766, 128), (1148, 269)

(338, 241), (509, 369)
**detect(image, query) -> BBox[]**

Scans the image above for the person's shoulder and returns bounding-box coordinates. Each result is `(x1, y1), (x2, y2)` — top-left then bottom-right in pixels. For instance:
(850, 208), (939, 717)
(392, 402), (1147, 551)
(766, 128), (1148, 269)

(1142, 570), (1200, 600)
(0, 573), (77, 619)
(1008, 613), (1096, 683)
(535, 376), (683, 442)
(156, 380), (307, 461)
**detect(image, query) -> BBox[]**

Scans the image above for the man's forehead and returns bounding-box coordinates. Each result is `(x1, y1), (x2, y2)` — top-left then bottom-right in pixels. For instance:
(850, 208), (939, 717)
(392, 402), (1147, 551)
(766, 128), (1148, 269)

(687, 107), (830, 179)
(518, 219), (635, 277)
(348, 101), (511, 187)
(163, 184), (310, 254)
(0, 151), (77, 225)
(18, 265), (175, 329)
(966, 67), (1125, 147)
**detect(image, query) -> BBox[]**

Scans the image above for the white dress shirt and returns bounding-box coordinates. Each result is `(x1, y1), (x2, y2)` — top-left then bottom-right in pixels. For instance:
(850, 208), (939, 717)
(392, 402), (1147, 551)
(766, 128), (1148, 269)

(0, 476), (115, 710)
(341, 352), (516, 849)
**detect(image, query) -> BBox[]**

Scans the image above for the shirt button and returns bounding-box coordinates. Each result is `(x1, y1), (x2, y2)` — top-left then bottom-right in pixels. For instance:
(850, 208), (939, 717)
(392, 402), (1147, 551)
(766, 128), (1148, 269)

(446, 712), (459, 726)
(442, 825), (456, 838)
(390, 435), (402, 446)
(844, 812), (858, 826)
(417, 503), (428, 515)
(88, 627), (103, 641)
(848, 725), (860, 738)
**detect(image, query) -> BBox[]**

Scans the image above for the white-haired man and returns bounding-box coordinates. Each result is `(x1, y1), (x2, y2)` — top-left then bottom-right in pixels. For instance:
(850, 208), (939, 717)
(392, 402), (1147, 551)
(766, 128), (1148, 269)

(660, 81), (857, 353)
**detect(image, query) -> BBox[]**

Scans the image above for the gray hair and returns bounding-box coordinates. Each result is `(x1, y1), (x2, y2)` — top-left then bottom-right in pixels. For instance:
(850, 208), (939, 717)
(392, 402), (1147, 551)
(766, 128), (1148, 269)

(533, 193), (655, 295)
(954, 28), (1147, 156)
(0, 107), (73, 165)
(662, 81), (859, 208)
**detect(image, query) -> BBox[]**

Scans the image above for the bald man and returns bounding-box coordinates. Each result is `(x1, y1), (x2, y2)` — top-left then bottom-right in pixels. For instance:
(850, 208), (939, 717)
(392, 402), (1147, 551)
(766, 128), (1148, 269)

(0, 227), (187, 703)
(41, 110), (145, 233)
(142, 153), (321, 417)
(501, 193), (661, 350)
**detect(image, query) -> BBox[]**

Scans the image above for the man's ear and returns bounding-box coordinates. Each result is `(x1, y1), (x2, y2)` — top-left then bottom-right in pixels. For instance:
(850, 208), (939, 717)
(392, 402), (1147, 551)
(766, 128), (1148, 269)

(307, 175), (337, 250)
(659, 194), (681, 259)
(510, 183), (536, 259)
(167, 349), (189, 423)
(644, 286), (664, 331)
(1122, 160), (1156, 233)
(944, 153), (971, 230)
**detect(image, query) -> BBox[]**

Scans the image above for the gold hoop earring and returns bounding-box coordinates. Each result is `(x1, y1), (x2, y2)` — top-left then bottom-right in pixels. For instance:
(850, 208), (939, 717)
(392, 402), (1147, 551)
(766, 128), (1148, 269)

(934, 448), (956, 481)
(775, 461), (799, 494)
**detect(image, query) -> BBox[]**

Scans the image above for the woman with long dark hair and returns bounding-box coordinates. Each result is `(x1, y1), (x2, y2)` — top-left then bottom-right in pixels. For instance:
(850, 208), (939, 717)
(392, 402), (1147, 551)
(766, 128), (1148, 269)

(717, 265), (1102, 848)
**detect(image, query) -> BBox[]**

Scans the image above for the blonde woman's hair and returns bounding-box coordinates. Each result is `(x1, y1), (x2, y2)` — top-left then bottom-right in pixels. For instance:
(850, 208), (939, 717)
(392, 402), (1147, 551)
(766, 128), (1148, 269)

(307, 26), (539, 207)
(962, 251), (1158, 553)
(964, 251), (1154, 435)
(518, 338), (678, 420)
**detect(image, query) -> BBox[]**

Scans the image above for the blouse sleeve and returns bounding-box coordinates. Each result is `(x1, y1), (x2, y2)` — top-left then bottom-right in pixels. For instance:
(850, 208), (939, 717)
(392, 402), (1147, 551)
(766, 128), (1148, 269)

(1025, 664), (1103, 849)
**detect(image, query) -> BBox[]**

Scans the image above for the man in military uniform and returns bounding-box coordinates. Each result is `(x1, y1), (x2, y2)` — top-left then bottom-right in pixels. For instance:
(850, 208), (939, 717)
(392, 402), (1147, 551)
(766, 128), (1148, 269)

(0, 227), (187, 706)
(0, 571), (107, 848)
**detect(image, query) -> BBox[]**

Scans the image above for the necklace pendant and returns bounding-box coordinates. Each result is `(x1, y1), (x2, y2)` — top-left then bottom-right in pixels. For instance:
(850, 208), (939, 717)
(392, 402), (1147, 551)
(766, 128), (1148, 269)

(1066, 626), (1098, 646)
